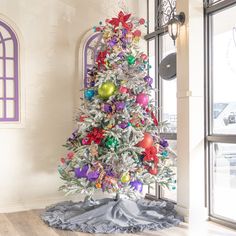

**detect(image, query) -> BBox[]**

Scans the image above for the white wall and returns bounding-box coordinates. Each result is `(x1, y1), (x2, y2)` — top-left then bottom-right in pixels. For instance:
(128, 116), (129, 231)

(0, 0), (139, 212)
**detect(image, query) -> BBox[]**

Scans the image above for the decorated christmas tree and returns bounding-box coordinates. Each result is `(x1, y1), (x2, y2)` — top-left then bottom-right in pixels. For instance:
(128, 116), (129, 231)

(42, 11), (181, 234)
(58, 11), (175, 199)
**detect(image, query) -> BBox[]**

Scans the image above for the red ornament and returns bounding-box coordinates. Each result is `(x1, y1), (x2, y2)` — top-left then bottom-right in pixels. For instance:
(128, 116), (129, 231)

(119, 86), (128, 94)
(133, 30), (141, 37)
(79, 115), (87, 122)
(149, 167), (158, 175)
(140, 53), (148, 61)
(60, 158), (65, 164)
(67, 152), (74, 160)
(146, 108), (158, 126)
(109, 11), (132, 30)
(137, 133), (153, 149)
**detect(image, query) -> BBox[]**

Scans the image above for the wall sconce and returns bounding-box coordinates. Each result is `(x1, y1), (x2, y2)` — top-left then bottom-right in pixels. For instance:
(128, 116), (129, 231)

(167, 12), (185, 45)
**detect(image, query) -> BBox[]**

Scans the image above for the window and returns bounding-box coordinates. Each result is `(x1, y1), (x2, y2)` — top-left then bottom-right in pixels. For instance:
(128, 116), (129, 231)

(205, 0), (236, 225)
(84, 32), (102, 88)
(0, 20), (19, 122)
(146, 0), (177, 202)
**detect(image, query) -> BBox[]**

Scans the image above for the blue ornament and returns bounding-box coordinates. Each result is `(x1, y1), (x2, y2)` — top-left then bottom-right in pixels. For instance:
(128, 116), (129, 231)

(84, 90), (95, 100)
(161, 150), (168, 158)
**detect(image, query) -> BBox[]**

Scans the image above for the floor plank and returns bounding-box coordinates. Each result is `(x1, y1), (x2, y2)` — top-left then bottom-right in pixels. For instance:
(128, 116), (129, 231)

(0, 214), (20, 236)
(1, 209), (236, 236)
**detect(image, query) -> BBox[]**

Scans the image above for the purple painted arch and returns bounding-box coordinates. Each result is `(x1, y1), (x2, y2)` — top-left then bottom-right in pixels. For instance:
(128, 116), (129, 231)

(84, 32), (102, 88)
(0, 20), (19, 122)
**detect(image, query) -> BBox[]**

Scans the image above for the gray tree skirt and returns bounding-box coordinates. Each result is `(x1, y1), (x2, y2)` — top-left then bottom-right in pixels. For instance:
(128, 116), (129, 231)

(41, 197), (183, 234)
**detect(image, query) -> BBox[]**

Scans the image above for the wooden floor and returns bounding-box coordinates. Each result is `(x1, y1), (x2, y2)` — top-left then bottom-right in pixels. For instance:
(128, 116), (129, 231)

(0, 209), (236, 236)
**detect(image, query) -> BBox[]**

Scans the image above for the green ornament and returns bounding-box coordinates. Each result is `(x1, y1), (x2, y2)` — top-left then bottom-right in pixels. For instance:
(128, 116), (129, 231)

(98, 81), (116, 100)
(105, 136), (119, 149)
(127, 55), (136, 65)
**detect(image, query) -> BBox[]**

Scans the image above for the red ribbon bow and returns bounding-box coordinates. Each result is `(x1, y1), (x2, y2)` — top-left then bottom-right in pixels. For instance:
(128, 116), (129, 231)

(86, 128), (104, 145)
(109, 11), (131, 30)
(143, 146), (159, 165)
(96, 51), (108, 70)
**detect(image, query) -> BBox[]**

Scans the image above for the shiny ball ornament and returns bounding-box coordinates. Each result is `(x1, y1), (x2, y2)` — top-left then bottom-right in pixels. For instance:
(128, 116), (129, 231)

(137, 133), (153, 149)
(130, 180), (143, 192)
(98, 82), (116, 99)
(149, 167), (158, 175)
(140, 53), (148, 61)
(136, 93), (149, 107)
(133, 30), (141, 37)
(127, 55), (136, 65)
(84, 90), (95, 100)
(119, 86), (128, 94)
(121, 173), (130, 183)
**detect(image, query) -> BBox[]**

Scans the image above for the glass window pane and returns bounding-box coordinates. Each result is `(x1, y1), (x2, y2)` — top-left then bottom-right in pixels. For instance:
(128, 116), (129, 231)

(0, 26), (11, 39)
(6, 79), (14, 98)
(0, 100), (3, 118)
(212, 143), (236, 222)
(0, 42), (3, 57)
(212, 5), (236, 134)
(148, 39), (156, 101)
(5, 39), (14, 58)
(0, 79), (3, 98)
(6, 100), (14, 118)
(0, 59), (3, 77)
(148, 0), (155, 33)
(160, 34), (177, 133)
(160, 139), (177, 202)
(5, 59), (14, 77)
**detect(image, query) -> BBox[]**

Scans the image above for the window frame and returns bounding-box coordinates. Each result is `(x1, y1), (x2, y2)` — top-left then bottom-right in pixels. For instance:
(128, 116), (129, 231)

(205, 0), (236, 228)
(145, 0), (177, 202)
(0, 20), (19, 122)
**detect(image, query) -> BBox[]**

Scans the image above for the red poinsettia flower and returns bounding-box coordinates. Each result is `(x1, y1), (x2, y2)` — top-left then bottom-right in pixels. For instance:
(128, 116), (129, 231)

(143, 146), (159, 164)
(86, 128), (104, 145)
(96, 50), (108, 70)
(109, 11), (131, 30)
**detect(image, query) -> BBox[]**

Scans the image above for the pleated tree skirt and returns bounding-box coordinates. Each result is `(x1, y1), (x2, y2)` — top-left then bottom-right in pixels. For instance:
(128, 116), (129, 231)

(41, 196), (183, 234)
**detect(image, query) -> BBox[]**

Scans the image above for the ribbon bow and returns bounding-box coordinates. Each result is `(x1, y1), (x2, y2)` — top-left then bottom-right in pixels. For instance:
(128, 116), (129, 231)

(109, 11), (131, 30)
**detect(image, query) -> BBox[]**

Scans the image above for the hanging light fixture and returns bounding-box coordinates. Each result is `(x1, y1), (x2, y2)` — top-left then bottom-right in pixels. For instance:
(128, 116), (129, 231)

(167, 12), (185, 45)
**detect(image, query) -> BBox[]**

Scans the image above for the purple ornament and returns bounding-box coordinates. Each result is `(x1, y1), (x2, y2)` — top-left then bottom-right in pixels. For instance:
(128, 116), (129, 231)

(87, 170), (100, 182)
(119, 122), (129, 129)
(122, 28), (127, 37)
(103, 103), (113, 113)
(130, 180), (143, 192)
(144, 75), (153, 86)
(68, 129), (78, 142)
(115, 101), (125, 111)
(160, 139), (169, 148)
(75, 165), (89, 178)
(109, 36), (118, 47)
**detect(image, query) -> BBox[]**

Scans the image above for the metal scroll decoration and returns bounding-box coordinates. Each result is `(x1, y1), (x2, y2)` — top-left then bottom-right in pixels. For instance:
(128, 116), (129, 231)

(156, 0), (176, 28)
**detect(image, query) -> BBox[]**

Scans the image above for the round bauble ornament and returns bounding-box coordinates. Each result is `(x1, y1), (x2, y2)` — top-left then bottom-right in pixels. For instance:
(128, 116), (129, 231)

(137, 133), (153, 149)
(98, 82), (116, 99)
(121, 173), (130, 183)
(130, 180), (143, 192)
(118, 122), (129, 129)
(84, 89), (95, 100)
(127, 55), (136, 65)
(149, 167), (158, 175)
(139, 18), (145, 25)
(143, 75), (153, 86)
(133, 30), (141, 37)
(136, 93), (149, 107)
(140, 53), (148, 61)
(119, 86), (128, 94)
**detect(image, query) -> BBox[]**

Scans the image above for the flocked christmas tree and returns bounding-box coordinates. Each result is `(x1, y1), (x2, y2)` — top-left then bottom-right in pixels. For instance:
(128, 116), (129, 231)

(58, 11), (176, 199)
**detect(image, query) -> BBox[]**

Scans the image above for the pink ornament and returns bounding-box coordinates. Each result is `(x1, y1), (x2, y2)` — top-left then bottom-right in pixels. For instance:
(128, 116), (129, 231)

(139, 18), (145, 25)
(136, 93), (149, 107)
(82, 138), (89, 145)
(140, 53), (148, 61)
(67, 152), (74, 160)
(133, 30), (141, 37)
(119, 86), (128, 94)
